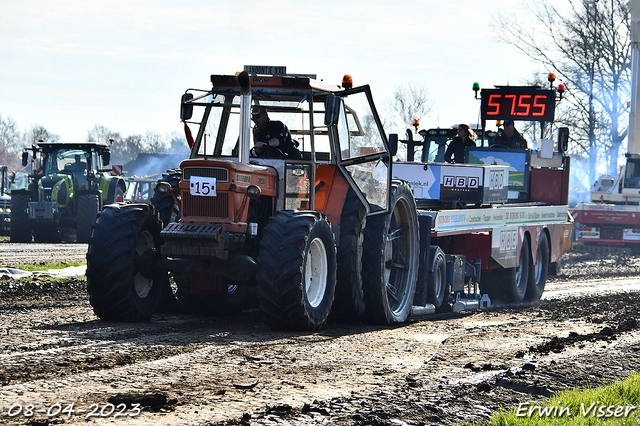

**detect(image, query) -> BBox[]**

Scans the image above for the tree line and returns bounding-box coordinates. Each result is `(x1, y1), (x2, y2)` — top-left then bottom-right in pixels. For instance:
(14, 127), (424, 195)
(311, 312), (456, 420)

(0, 117), (190, 171)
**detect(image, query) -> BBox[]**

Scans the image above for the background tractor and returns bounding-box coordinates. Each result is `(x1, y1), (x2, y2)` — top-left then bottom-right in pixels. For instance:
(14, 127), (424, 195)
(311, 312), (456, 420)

(10, 140), (126, 243)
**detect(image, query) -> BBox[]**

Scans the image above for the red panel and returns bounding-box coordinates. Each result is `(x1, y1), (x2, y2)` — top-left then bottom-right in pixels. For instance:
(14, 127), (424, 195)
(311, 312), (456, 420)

(451, 233), (491, 270)
(530, 168), (564, 204)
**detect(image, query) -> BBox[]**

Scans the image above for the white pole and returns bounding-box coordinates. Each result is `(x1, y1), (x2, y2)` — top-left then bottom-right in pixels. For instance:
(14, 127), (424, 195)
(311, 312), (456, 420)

(628, 0), (640, 154)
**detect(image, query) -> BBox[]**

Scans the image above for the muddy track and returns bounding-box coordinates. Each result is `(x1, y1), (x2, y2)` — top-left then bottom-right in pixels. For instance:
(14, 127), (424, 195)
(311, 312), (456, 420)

(0, 248), (639, 425)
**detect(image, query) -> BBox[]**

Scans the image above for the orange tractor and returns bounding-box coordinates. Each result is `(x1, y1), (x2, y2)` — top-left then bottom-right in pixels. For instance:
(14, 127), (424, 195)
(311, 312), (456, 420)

(86, 67), (421, 330)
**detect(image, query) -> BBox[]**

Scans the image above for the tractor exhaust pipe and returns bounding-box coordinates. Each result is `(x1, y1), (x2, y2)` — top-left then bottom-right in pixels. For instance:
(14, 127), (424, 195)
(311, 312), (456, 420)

(238, 71), (252, 164)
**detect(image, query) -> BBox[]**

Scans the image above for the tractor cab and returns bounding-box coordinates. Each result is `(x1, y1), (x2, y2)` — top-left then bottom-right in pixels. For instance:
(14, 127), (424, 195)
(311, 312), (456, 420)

(177, 66), (395, 229)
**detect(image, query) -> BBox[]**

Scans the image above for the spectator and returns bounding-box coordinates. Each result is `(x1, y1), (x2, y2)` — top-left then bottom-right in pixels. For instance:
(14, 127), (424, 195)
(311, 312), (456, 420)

(444, 124), (477, 163)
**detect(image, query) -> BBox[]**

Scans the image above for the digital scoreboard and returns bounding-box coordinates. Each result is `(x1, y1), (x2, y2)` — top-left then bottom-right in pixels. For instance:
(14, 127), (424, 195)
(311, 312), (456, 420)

(480, 88), (556, 122)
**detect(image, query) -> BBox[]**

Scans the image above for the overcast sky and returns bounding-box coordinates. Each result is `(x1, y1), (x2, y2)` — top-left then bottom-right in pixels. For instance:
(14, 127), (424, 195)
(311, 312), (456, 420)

(1, 0), (558, 143)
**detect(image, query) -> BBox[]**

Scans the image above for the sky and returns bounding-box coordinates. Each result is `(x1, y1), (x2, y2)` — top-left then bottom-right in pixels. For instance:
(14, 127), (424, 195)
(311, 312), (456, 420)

(0, 0), (556, 144)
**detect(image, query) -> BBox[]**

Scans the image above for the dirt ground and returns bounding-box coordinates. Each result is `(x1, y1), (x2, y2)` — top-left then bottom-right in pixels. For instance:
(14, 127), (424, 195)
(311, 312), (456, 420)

(0, 244), (640, 425)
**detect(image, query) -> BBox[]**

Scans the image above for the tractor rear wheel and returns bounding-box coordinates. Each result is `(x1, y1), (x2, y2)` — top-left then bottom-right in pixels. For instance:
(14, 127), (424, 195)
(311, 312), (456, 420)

(76, 193), (99, 243)
(10, 193), (31, 242)
(87, 204), (165, 321)
(256, 211), (337, 330)
(332, 187), (366, 321)
(362, 180), (420, 324)
(525, 232), (549, 302)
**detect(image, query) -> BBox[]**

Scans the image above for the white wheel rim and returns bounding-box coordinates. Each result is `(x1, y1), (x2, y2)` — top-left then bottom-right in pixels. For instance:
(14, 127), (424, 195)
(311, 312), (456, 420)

(434, 263), (443, 299)
(305, 236), (328, 308)
(535, 243), (543, 285)
(134, 230), (155, 298)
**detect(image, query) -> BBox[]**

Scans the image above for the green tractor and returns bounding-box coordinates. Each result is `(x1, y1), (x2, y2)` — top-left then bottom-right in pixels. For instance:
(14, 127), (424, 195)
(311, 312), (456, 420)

(10, 140), (126, 243)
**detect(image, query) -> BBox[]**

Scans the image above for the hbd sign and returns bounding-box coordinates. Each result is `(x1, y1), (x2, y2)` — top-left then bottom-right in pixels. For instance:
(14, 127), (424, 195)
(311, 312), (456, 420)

(443, 175), (480, 189)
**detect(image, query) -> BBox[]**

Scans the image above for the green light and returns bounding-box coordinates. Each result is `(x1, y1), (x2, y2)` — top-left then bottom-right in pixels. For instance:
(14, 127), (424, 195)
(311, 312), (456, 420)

(472, 82), (480, 91)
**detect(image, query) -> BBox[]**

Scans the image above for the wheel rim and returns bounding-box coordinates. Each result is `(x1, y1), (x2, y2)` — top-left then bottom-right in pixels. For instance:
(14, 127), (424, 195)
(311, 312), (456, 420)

(305, 236), (328, 308)
(433, 262), (444, 301)
(534, 243), (543, 286)
(134, 230), (155, 298)
(515, 243), (528, 295)
(384, 198), (415, 315)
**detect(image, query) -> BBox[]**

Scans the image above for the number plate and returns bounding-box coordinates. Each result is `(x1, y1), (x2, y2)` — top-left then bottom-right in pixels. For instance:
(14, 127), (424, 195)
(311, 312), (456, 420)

(190, 176), (217, 196)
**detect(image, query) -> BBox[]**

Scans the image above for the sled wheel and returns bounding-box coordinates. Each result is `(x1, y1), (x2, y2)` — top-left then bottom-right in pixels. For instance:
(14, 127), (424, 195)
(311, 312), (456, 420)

(525, 232), (549, 302)
(427, 250), (449, 312)
(87, 204), (165, 321)
(256, 211), (337, 330)
(362, 180), (420, 324)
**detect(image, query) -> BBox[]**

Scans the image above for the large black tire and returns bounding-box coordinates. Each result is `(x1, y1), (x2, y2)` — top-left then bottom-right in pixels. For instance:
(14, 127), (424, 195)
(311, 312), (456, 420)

(86, 204), (165, 322)
(362, 180), (420, 324)
(427, 249), (449, 312)
(481, 236), (532, 304)
(76, 193), (99, 243)
(331, 187), (366, 321)
(10, 193), (31, 242)
(256, 211), (337, 330)
(525, 232), (549, 302)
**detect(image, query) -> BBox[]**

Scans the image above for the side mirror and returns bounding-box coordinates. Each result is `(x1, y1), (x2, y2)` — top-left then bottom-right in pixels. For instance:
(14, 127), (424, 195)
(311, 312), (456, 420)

(324, 94), (341, 126)
(103, 151), (110, 165)
(558, 127), (569, 154)
(21, 152), (28, 167)
(180, 93), (194, 121)
(388, 134), (398, 157)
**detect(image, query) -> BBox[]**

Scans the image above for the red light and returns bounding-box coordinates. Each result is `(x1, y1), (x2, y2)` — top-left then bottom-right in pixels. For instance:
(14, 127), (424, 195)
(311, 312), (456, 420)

(557, 84), (565, 93)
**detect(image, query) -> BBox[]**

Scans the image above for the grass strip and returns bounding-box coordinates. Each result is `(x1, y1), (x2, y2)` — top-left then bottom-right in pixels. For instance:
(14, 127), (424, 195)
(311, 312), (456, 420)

(484, 372), (640, 425)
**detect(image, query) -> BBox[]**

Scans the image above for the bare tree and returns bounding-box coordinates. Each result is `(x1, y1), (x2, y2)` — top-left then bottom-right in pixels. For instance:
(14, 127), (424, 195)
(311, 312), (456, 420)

(0, 114), (21, 152)
(24, 125), (59, 145)
(495, 0), (631, 183)
(87, 124), (121, 144)
(141, 131), (167, 154)
(387, 82), (433, 134)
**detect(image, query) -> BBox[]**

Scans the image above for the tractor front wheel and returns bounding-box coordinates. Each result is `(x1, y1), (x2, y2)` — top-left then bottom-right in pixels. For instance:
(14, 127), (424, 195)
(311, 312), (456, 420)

(87, 204), (165, 321)
(256, 211), (337, 330)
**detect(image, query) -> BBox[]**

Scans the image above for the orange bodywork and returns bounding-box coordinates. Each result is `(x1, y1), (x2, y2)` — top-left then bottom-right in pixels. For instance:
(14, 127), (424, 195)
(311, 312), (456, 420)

(314, 165), (350, 231)
(179, 159), (278, 233)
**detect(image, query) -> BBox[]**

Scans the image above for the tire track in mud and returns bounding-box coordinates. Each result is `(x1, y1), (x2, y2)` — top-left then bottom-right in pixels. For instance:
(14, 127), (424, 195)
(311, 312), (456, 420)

(0, 248), (640, 424)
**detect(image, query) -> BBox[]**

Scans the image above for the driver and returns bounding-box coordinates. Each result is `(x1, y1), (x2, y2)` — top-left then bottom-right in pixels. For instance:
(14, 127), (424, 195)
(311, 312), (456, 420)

(250, 107), (301, 158)
(491, 120), (527, 149)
